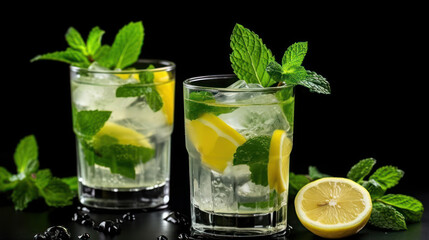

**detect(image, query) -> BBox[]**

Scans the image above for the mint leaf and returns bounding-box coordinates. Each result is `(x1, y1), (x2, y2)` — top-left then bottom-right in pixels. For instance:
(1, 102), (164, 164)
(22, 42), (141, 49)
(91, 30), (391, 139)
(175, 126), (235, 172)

(115, 65), (163, 112)
(369, 202), (407, 230)
(93, 45), (111, 66)
(230, 23), (275, 87)
(14, 135), (39, 175)
(297, 70), (331, 94)
(85, 135), (155, 179)
(74, 110), (111, 137)
(369, 166), (404, 190)
(66, 27), (88, 55)
(61, 177), (78, 193)
(142, 87), (163, 112)
(185, 91), (237, 120)
(265, 61), (283, 83)
(33, 169), (52, 189)
(347, 158), (377, 183)
(282, 42), (308, 67)
(39, 178), (74, 207)
(233, 136), (271, 186)
(31, 48), (90, 67)
(0, 167), (17, 192)
(289, 173), (310, 196)
(11, 178), (39, 211)
(109, 21), (144, 69)
(377, 194), (424, 223)
(308, 166), (330, 180)
(361, 179), (385, 200)
(86, 26), (105, 57)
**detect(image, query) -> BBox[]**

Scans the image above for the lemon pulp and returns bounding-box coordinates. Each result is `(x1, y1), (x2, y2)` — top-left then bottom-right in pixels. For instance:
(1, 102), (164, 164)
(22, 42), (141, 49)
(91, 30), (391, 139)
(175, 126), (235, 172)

(186, 113), (246, 173)
(295, 177), (372, 239)
(268, 130), (292, 193)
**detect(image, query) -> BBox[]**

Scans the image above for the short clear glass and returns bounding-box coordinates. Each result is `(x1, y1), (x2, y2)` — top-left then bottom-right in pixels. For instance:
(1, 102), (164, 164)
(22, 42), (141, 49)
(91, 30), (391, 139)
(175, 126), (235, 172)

(71, 59), (175, 209)
(183, 75), (295, 237)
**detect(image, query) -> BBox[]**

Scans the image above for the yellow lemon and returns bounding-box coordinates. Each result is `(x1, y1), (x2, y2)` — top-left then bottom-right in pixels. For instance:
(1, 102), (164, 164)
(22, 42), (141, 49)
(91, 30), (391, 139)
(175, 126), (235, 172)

(268, 130), (292, 193)
(94, 122), (152, 148)
(153, 71), (175, 125)
(295, 177), (372, 239)
(186, 113), (246, 173)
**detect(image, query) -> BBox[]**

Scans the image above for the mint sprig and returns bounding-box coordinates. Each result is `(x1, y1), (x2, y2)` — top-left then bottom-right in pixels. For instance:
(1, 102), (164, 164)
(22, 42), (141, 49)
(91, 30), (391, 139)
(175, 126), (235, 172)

(230, 24), (276, 87)
(0, 135), (77, 211)
(230, 24), (331, 94)
(31, 21), (144, 70)
(289, 158), (424, 231)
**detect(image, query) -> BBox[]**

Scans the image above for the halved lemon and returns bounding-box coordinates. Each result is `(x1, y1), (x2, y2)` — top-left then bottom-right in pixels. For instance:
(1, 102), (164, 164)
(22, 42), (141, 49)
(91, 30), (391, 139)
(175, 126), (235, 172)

(94, 122), (152, 148)
(186, 113), (246, 173)
(268, 130), (292, 193)
(295, 177), (372, 239)
(117, 71), (175, 125)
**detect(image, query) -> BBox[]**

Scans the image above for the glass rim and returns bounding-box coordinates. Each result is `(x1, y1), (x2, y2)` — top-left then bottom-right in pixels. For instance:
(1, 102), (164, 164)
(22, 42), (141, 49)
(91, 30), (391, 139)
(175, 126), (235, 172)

(70, 59), (176, 74)
(183, 74), (293, 92)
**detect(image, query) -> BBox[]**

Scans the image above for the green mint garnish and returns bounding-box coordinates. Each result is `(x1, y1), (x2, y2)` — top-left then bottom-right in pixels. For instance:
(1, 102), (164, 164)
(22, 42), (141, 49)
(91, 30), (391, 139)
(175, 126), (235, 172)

(0, 135), (77, 211)
(230, 24), (276, 88)
(347, 157), (377, 183)
(31, 21), (144, 70)
(185, 91), (237, 120)
(116, 64), (164, 112)
(308, 166), (331, 180)
(73, 108), (154, 179)
(370, 202), (407, 230)
(230, 23), (330, 94)
(13, 135), (39, 176)
(369, 165), (404, 191)
(288, 157), (424, 231)
(233, 135), (271, 186)
(73, 109), (112, 137)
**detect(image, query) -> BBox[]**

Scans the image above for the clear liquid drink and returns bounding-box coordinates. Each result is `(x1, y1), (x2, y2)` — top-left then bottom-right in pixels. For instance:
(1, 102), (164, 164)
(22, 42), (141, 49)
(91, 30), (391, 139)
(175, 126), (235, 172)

(71, 59), (175, 209)
(184, 75), (294, 237)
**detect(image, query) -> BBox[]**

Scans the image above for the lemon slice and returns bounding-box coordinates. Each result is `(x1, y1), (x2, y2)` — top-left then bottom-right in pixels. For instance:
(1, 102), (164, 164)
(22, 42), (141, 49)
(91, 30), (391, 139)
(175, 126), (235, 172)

(186, 113), (246, 173)
(268, 130), (292, 193)
(295, 177), (372, 239)
(153, 71), (175, 125)
(94, 122), (152, 148)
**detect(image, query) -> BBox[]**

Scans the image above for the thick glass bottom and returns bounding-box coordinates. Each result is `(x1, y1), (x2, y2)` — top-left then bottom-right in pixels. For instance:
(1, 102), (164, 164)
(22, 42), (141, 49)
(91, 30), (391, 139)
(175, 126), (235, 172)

(78, 181), (169, 210)
(191, 205), (287, 237)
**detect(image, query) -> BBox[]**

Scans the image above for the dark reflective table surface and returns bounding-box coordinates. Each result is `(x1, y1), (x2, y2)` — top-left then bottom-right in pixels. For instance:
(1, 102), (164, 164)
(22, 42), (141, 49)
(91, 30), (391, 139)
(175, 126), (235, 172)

(1, 191), (428, 240)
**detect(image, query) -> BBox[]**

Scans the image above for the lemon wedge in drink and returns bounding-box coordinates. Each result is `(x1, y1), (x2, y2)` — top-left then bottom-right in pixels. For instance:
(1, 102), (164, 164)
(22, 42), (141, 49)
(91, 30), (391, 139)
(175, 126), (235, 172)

(153, 71), (175, 125)
(268, 129), (292, 193)
(94, 122), (152, 148)
(295, 177), (372, 239)
(186, 113), (246, 173)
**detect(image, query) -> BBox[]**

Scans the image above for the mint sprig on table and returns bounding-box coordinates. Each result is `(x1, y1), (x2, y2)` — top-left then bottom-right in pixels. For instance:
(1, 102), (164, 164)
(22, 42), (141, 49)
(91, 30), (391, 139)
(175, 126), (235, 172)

(230, 23), (330, 94)
(289, 158), (424, 231)
(31, 21), (163, 112)
(0, 135), (77, 211)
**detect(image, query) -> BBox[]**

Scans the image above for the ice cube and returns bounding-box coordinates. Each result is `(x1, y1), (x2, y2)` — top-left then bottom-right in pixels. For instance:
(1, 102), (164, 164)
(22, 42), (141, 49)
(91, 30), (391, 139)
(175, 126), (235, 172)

(237, 181), (270, 202)
(215, 80), (264, 103)
(218, 94), (290, 139)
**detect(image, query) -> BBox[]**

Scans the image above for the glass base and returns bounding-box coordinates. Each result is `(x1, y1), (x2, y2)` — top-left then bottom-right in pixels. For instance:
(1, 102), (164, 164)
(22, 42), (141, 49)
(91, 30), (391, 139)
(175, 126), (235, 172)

(191, 205), (287, 237)
(78, 181), (169, 210)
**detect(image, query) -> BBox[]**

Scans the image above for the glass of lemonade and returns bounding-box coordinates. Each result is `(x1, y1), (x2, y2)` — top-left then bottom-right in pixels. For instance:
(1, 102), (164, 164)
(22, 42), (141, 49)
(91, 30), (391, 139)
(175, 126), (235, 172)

(71, 59), (175, 209)
(184, 74), (295, 237)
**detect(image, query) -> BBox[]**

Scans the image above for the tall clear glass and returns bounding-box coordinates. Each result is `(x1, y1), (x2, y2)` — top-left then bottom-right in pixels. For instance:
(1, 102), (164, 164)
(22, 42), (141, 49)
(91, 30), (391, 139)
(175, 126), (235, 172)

(183, 75), (295, 237)
(71, 59), (175, 209)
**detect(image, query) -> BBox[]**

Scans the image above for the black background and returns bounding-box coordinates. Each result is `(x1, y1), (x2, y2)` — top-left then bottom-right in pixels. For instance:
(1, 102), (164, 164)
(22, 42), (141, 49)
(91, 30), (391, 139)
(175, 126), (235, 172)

(1, 3), (427, 213)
